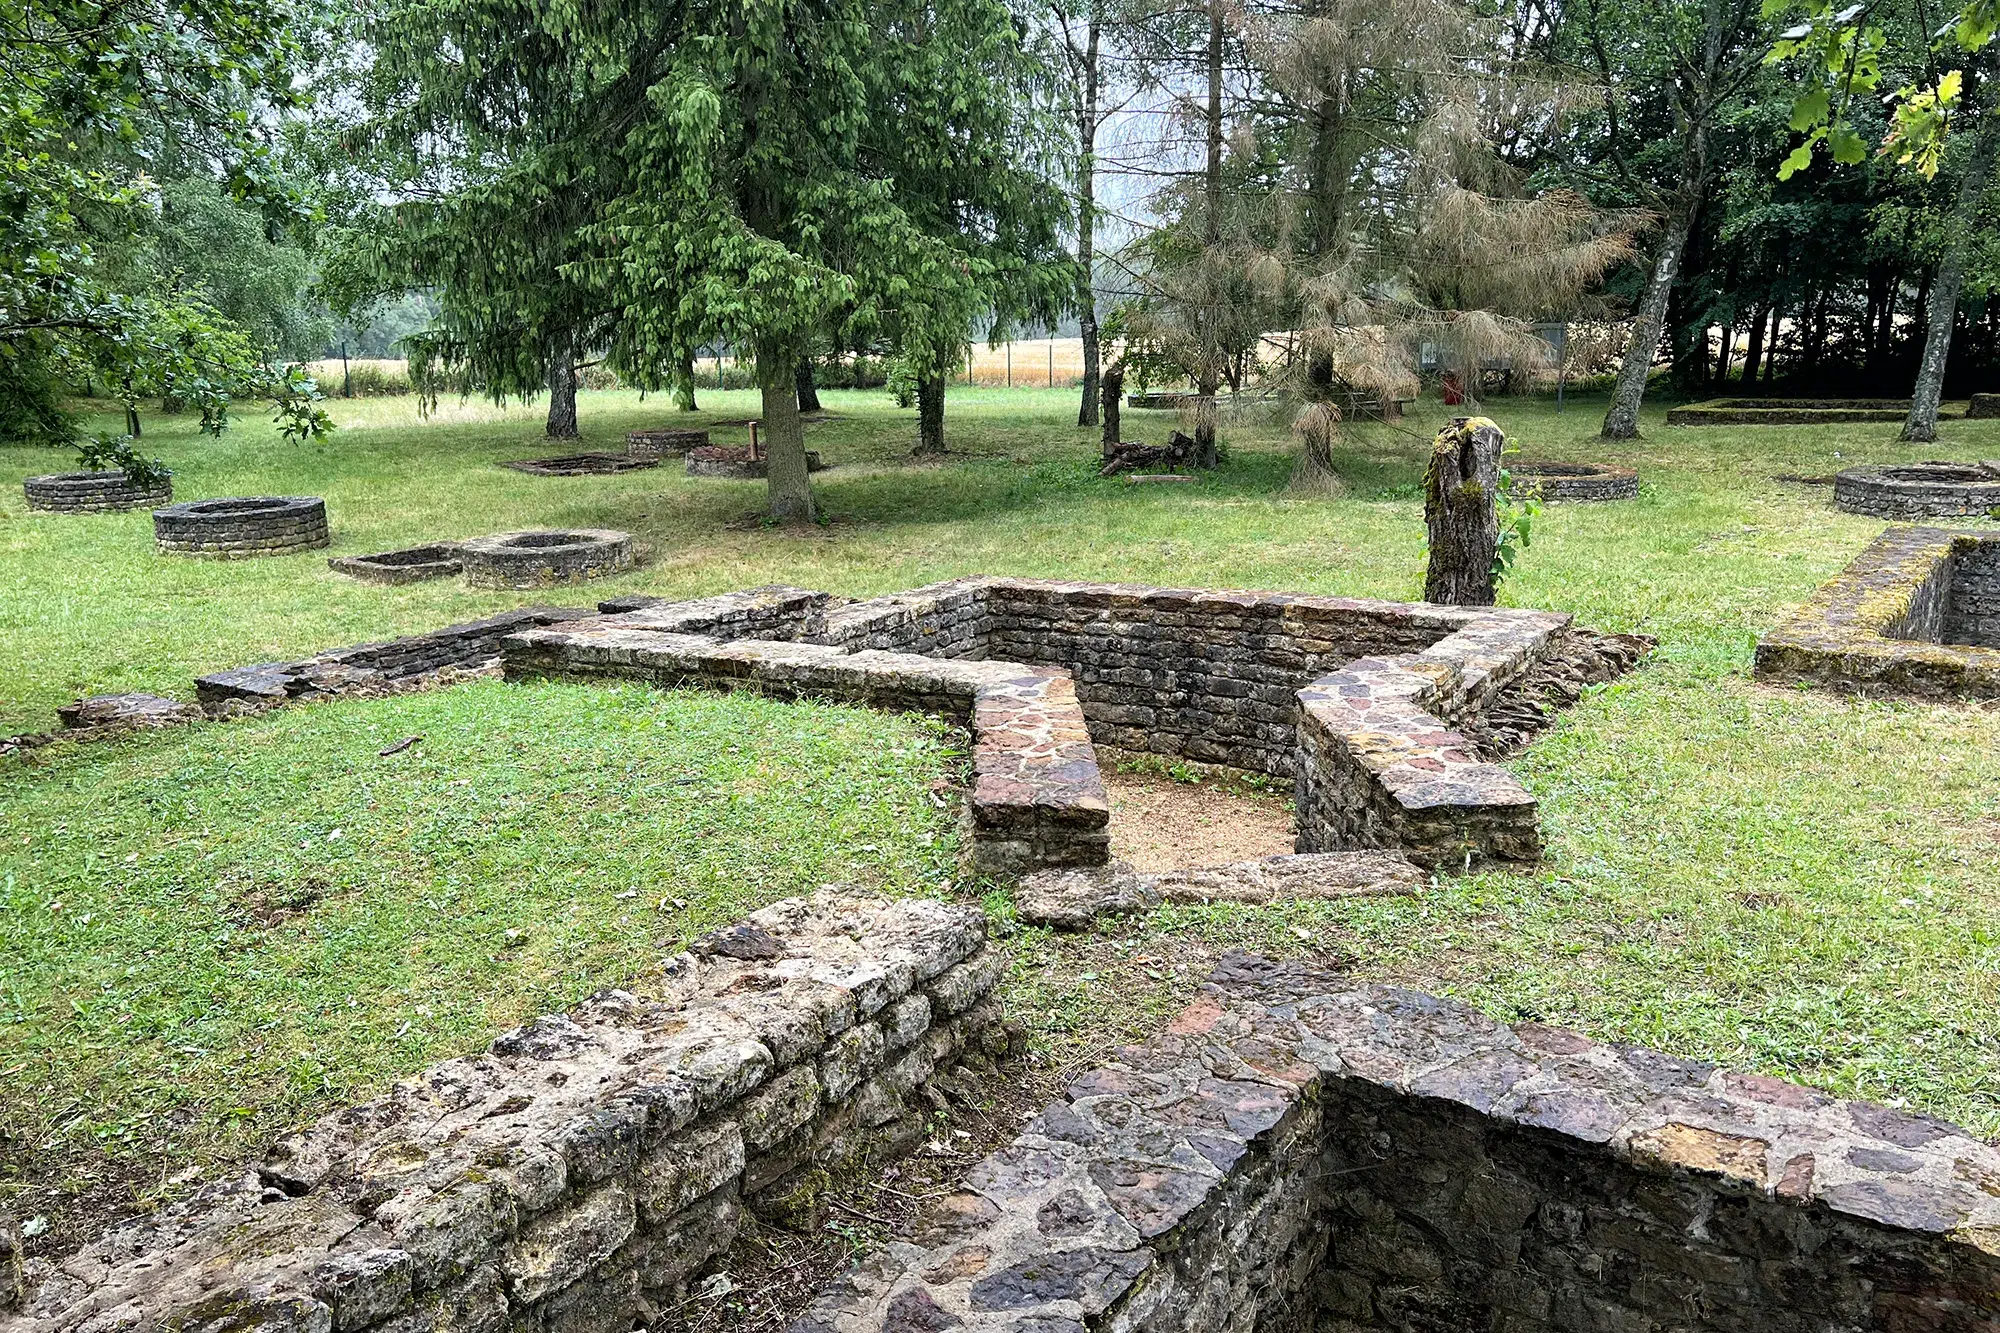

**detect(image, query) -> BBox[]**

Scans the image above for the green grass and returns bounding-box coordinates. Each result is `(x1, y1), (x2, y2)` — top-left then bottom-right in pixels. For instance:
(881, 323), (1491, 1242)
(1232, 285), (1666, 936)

(2, 382), (1998, 1226)
(1, 681), (959, 1222)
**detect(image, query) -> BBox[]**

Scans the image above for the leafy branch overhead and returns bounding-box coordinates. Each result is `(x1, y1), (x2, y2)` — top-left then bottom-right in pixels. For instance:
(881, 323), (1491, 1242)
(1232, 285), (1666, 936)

(1770, 0), (1994, 180)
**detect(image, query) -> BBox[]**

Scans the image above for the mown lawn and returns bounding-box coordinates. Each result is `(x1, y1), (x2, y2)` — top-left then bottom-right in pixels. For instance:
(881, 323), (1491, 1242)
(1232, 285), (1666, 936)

(0, 681), (959, 1243)
(2, 382), (1998, 1240)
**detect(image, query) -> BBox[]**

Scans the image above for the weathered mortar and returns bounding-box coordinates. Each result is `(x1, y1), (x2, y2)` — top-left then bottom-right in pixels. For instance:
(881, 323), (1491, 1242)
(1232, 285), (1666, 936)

(797, 954), (2000, 1332)
(6, 892), (1017, 1333)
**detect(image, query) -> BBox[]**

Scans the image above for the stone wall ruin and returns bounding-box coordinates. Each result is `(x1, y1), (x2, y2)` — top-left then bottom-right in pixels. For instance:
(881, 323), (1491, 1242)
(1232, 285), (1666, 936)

(1756, 526), (2000, 698)
(4, 893), (1016, 1333)
(505, 577), (1584, 873)
(798, 953), (2000, 1333)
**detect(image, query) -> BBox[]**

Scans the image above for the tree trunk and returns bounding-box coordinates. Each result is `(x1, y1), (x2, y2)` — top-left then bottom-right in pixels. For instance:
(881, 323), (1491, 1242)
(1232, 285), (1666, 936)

(758, 351), (816, 522)
(1905, 107), (2000, 441)
(1076, 18), (1102, 429)
(1101, 361), (1123, 453)
(1306, 94), (1344, 260)
(1193, 0), (1224, 469)
(1714, 326), (1734, 385)
(676, 351), (698, 412)
(545, 337), (579, 439)
(1424, 417), (1506, 607)
(915, 374), (946, 454)
(1741, 305), (1767, 386)
(1601, 219), (1689, 439)
(796, 357), (822, 414)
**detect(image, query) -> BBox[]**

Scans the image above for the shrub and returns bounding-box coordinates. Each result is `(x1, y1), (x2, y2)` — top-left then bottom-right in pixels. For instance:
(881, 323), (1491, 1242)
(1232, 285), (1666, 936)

(76, 435), (173, 487)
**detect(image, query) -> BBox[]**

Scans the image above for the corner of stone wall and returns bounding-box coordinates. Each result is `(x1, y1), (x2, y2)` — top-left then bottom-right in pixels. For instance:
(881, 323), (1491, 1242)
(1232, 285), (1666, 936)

(12, 892), (1018, 1333)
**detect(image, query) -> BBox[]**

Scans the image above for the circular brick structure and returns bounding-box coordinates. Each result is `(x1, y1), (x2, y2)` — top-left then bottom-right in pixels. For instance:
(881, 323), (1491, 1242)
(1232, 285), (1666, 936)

(1834, 462), (2000, 519)
(153, 496), (329, 557)
(1508, 461), (1639, 502)
(458, 529), (637, 588)
(24, 470), (173, 513)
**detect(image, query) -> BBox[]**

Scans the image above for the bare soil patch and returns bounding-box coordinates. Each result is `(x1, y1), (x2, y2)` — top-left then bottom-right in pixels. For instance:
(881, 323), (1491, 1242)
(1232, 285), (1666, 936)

(1103, 766), (1295, 871)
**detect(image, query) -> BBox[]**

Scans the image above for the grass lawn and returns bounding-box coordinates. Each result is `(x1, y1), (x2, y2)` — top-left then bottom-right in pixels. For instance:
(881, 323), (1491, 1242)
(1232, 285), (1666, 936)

(3, 382), (1998, 1238)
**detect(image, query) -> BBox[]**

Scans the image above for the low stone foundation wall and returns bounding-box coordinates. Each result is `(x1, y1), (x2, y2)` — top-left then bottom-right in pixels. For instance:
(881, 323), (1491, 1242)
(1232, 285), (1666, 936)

(684, 447), (827, 479)
(500, 453), (657, 477)
(505, 578), (1582, 873)
(1016, 850), (1424, 929)
(329, 544), (464, 585)
(6, 892), (1016, 1331)
(198, 606), (599, 706)
(23, 471), (172, 513)
(503, 623), (1111, 875)
(1947, 535), (2000, 644)
(797, 953), (2000, 1333)
(626, 428), (710, 459)
(1755, 526), (2000, 698)
(1666, 397), (1917, 426)
(458, 530), (637, 589)
(1508, 461), (1638, 502)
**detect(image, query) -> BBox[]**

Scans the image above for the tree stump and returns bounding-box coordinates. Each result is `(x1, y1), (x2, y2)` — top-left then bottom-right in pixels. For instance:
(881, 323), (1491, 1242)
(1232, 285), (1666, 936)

(1423, 416), (1506, 607)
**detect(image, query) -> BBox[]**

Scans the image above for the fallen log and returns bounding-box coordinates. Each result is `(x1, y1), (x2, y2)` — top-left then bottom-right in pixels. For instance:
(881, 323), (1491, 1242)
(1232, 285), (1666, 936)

(1100, 430), (1198, 477)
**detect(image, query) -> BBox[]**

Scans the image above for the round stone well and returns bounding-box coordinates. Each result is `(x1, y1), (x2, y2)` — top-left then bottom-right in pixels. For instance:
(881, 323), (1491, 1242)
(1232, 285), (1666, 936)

(458, 529), (637, 588)
(153, 496), (329, 557)
(1834, 461), (2000, 519)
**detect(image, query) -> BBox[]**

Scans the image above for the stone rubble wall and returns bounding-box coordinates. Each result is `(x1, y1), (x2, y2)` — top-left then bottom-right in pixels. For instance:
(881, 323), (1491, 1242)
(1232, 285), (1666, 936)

(518, 578), (1573, 873)
(1755, 527), (2000, 699)
(6, 893), (1017, 1333)
(152, 497), (330, 558)
(196, 606), (601, 706)
(1946, 538), (2000, 646)
(22, 472), (173, 513)
(590, 585), (832, 641)
(796, 953), (2000, 1333)
(1292, 611), (1567, 869)
(1509, 463), (1640, 503)
(1014, 850), (1425, 930)
(501, 625), (1110, 875)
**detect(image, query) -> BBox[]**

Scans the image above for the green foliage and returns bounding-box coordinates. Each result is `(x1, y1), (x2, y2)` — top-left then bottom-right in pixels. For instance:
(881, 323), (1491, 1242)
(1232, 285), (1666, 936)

(269, 366), (333, 445)
(0, 0), (321, 442)
(886, 355), (923, 408)
(1768, 0), (1990, 180)
(0, 340), (80, 446)
(1492, 461), (1543, 588)
(75, 435), (173, 488)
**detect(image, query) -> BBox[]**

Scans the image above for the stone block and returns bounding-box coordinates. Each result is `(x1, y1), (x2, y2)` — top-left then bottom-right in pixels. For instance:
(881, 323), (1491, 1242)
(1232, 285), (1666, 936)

(501, 1187), (636, 1305)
